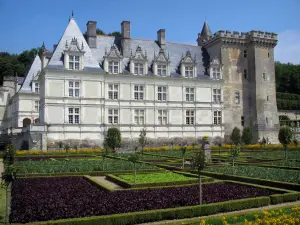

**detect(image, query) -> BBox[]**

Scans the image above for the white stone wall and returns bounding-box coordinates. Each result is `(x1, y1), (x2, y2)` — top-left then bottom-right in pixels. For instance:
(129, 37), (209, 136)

(41, 70), (225, 143)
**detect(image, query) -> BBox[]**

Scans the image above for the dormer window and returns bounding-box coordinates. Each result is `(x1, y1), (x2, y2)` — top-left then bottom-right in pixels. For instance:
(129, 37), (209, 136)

(69, 55), (80, 70)
(108, 61), (119, 74)
(34, 82), (40, 93)
(213, 68), (221, 79)
(209, 56), (222, 80)
(185, 66), (194, 78)
(157, 65), (167, 76)
(103, 45), (123, 74)
(134, 63), (144, 75)
(180, 51), (197, 78)
(130, 46), (148, 75)
(64, 37), (85, 71)
(153, 49), (170, 76)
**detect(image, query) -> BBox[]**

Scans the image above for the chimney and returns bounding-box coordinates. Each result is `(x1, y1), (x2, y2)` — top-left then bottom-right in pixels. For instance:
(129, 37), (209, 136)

(121, 21), (130, 38)
(157, 29), (166, 49)
(86, 21), (97, 48)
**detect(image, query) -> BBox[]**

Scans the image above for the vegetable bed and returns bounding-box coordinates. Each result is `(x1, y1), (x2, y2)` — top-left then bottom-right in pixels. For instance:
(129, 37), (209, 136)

(15, 158), (157, 174)
(117, 172), (196, 183)
(205, 165), (300, 184)
(11, 177), (282, 223)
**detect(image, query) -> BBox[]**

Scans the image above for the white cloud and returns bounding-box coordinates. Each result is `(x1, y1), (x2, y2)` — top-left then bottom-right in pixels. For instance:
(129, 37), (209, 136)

(274, 30), (300, 64)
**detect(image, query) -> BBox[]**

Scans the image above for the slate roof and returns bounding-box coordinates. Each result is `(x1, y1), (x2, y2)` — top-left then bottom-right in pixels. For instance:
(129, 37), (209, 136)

(18, 55), (41, 93)
(46, 18), (209, 79)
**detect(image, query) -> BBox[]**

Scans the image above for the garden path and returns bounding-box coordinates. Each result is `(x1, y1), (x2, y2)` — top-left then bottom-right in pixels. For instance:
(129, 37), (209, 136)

(138, 200), (300, 225)
(93, 176), (123, 189)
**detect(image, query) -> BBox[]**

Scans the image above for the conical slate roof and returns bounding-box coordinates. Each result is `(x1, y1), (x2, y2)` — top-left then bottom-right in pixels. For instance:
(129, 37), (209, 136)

(200, 21), (212, 38)
(47, 18), (100, 70)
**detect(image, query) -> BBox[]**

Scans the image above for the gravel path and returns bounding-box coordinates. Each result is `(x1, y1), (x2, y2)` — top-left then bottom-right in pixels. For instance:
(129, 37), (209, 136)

(93, 176), (123, 189)
(138, 200), (300, 225)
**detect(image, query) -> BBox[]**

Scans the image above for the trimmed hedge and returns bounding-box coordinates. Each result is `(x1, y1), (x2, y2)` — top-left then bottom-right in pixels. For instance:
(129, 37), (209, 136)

(270, 192), (300, 204)
(277, 92), (300, 101)
(29, 196), (271, 225)
(198, 171), (300, 191)
(277, 99), (300, 110)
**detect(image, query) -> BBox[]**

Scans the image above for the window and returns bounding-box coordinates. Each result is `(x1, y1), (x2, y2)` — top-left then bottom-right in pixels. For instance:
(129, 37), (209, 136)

(241, 116), (245, 126)
(186, 110), (195, 125)
(185, 87), (195, 102)
(34, 83), (40, 93)
(244, 69), (247, 79)
(235, 91), (240, 104)
(267, 95), (269, 101)
(213, 111), (222, 125)
(108, 61), (119, 74)
(266, 117), (268, 124)
(108, 109), (119, 124)
(213, 89), (221, 103)
(134, 85), (144, 100)
(134, 109), (145, 125)
(108, 84), (119, 100)
(212, 68), (221, 79)
(34, 100), (39, 112)
(68, 107), (80, 124)
(68, 81), (80, 97)
(268, 52), (270, 58)
(158, 110), (167, 125)
(134, 63), (144, 75)
(244, 50), (247, 58)
(185, 66), (194, 78)
(157, 86), (167, 101)
(157, 65), (167, 76)
(69, 55), (80, 70)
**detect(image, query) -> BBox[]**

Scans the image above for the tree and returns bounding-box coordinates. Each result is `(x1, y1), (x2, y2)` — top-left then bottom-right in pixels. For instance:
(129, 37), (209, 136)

(128, 153), (140, 184)
(230, 145), (240, 167)
(293, 138), (298, 147)
(96, 28), (105, 35)
(1, 165), (17, 224)
(108, 31), (121, 37)
(230, 127), (241, 145)
(181, 145), (187, 168)
(213, 136), (222, 160)
(279, 115), (290, 121)
(242, 127), (253, 145)
(138, 128), (147, 151)
(3, 144), (16, 166)
(101, 145), (111, 171)
(104, 128), (121, 152)
(191, 150), (206, 204)
(278, 126), (293, 160)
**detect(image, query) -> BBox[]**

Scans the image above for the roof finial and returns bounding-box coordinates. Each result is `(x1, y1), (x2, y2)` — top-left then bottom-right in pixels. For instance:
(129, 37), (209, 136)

(81, 41), (84, 50)
(71, 10), (74, 18)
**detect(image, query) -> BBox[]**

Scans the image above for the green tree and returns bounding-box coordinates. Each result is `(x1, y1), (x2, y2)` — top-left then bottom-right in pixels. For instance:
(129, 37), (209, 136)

(138, 128), (147, 151)
(293, 138), (298, 147)
(108, 31), (121, 37)
(96, 28), (105, 35)
(3, 144), (16, 165)
(104, 128), (121, 152)
(278, 126), (293, 160)
(191, 150), (206, 204)
(279, 115), (290, 121)
(181, 145), (187, 168)
(230, 145), (240, 167)
(128, 153), (140, 184)
(242, 127), (253, 145)
(230, 127), (241, 145)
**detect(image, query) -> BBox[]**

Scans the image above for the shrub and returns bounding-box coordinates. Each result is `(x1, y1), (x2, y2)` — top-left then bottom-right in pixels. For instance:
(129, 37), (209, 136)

(104, 128), (121, 151)
(279, 115), (291, 121)
(3, 144), (16, 165)
(242, 127), (253, 145)
(138, 128), (147, 150)
(230, 127), (241, 145)
(229, 146), (240, 167)
(278, 126), (293, 159)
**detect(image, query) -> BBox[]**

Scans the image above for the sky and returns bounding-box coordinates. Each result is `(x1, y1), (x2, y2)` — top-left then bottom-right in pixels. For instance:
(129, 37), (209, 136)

(0, 0), (299, 64)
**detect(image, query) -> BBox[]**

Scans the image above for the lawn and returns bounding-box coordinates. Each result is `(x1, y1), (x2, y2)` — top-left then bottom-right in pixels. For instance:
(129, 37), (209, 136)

(204, 165), (300, 184)
(117, 172), (196, 183)
(15, 158), (157, 174)
(10, 177), (281, 223)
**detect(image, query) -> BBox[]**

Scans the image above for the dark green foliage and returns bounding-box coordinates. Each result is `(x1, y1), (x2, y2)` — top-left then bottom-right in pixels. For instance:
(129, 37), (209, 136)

(1, 165), (17, 188)
(108, 31), (121, 37)
(3, 144), (16, 165)
(96, 28), (105, 35)
(270, 192), (300, 204)
(104, 128), (121, 151)
(275, 62), (300, 95)
(278, 127), (293, 147)
(230, 127), (241, 145)
(138, 128), (147, 149)
(242, 127), (253, 145)
(229, 146), (240, 167)
(279, 115), (291, 121)
(293, 138), (298, 147)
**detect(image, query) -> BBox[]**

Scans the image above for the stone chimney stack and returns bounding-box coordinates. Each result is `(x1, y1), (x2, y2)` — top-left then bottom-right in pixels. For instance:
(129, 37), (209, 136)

(121, 21), (130, 38)
(86, 21), (97, 48)
(157, 29), (166, 49)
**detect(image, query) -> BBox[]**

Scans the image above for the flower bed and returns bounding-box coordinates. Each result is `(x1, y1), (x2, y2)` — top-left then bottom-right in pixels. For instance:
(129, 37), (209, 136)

(205, 165), (300, 184)
(16, 149), (101, 155)
(15, 158), (157, 174)
(117, 172), (196, 183)
(10, 177), (282, 223)
(15, 155), (97, 161)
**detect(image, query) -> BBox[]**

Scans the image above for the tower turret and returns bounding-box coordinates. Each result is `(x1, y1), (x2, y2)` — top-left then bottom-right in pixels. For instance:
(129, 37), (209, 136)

(197, 21), (213, 46)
